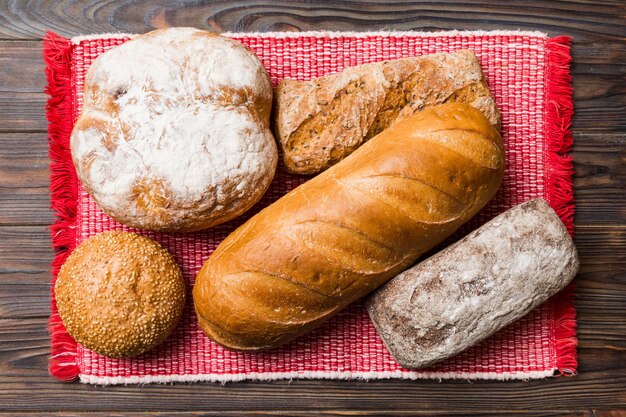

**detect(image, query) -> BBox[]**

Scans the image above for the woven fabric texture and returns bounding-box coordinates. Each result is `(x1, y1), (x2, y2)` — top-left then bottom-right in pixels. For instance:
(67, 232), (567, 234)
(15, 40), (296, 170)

(47, 31), (575, 384)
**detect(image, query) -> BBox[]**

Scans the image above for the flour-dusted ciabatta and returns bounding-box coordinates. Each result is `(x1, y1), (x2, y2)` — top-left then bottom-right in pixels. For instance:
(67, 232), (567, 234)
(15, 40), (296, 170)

(193, 103), (505, 351)
(367, 199), (579, 369)
(70, 28), (278, 232)
(274, 49), (499, 174)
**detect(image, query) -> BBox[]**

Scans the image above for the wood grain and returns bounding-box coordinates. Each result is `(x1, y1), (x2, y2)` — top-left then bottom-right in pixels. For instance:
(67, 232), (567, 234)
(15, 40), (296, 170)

(573, 133), (626, 225)
(0, 133), (52, 225)
(0, 317), (624, 412)
(0, 79), (623, 228)
(0, 226), (51, 319)
(0, 224), (623, 319)
(0, 40), (624, 134)
(0, 1), (624, 416)
(0, 409), (626, 417)
(1, 131), (622, 228)
(0, 41), (47, 132)
(0, 1), (625, 40)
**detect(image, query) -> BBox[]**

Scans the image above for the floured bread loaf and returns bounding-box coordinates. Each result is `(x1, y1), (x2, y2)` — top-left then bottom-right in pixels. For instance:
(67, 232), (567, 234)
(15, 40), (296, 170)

(367, 199), (579, 369)
(274, 50), (499, 174)
(71, 28), (278, 232)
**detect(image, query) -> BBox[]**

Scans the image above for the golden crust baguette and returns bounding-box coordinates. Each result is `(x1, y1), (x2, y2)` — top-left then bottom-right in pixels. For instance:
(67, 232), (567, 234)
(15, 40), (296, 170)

(193, 102), (505, 351)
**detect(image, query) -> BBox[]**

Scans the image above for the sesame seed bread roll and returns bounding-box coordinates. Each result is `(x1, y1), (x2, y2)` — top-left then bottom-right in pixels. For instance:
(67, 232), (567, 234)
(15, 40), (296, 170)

(55, 231), (185, 358)
(193, 102), (505, 351)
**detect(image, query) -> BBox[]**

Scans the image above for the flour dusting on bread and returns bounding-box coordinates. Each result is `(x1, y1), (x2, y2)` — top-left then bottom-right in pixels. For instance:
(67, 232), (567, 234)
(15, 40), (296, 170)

(71, 28), (278, 232)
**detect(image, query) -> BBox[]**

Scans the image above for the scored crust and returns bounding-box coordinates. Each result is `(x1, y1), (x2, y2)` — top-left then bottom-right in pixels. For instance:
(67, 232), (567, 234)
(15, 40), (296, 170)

(193, 103), (505, 351)
(71, 28), (278, 232)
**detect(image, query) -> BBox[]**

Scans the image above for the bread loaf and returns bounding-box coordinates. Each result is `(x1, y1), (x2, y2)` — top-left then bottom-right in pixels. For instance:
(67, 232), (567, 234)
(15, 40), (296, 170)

(71, 28), (278, 232)
(55, 231), (185, 358)
(274, 49), (500, 174)
(367, 199), (579, 369)
(193, 102), (505, 351)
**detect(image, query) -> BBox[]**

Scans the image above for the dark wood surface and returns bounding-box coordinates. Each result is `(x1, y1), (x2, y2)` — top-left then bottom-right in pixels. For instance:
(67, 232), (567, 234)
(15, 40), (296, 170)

(0, 1), (624, 415)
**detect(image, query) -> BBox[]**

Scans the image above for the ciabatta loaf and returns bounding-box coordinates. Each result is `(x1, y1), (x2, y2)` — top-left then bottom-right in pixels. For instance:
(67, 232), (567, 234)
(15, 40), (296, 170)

(274, 50), (499, 174)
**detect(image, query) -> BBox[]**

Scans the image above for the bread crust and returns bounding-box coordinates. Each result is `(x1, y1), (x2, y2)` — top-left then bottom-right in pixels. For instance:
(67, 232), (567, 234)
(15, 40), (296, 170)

(71, 28), (278, 232)
(55, 231), (185, 358)
(274, 50), (499, 174)
(367, 199), (579, 369)
(193, 103), (505, 351)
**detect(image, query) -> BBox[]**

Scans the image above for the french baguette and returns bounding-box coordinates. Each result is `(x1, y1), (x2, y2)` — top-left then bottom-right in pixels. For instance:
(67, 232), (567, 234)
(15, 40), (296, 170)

(193, 102), (505, 351)
(274, 49), (500, 174)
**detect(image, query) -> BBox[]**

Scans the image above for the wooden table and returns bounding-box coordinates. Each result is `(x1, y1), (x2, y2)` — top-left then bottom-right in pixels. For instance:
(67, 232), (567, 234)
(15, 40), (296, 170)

(1, 1), (624, 415)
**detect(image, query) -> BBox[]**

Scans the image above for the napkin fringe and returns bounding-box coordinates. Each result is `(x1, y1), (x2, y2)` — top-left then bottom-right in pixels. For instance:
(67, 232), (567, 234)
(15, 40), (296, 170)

(544, 36), (577, 376)
(44, 32), (80, 382)
(544, 36), (575, 236)
(78, 369), (556, 385)
(554, 284), (578, 376)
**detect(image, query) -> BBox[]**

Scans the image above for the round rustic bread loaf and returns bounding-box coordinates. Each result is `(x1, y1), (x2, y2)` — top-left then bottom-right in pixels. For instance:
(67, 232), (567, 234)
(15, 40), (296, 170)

(55, 231), (186, 358)
(70, 28), (278, 232)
